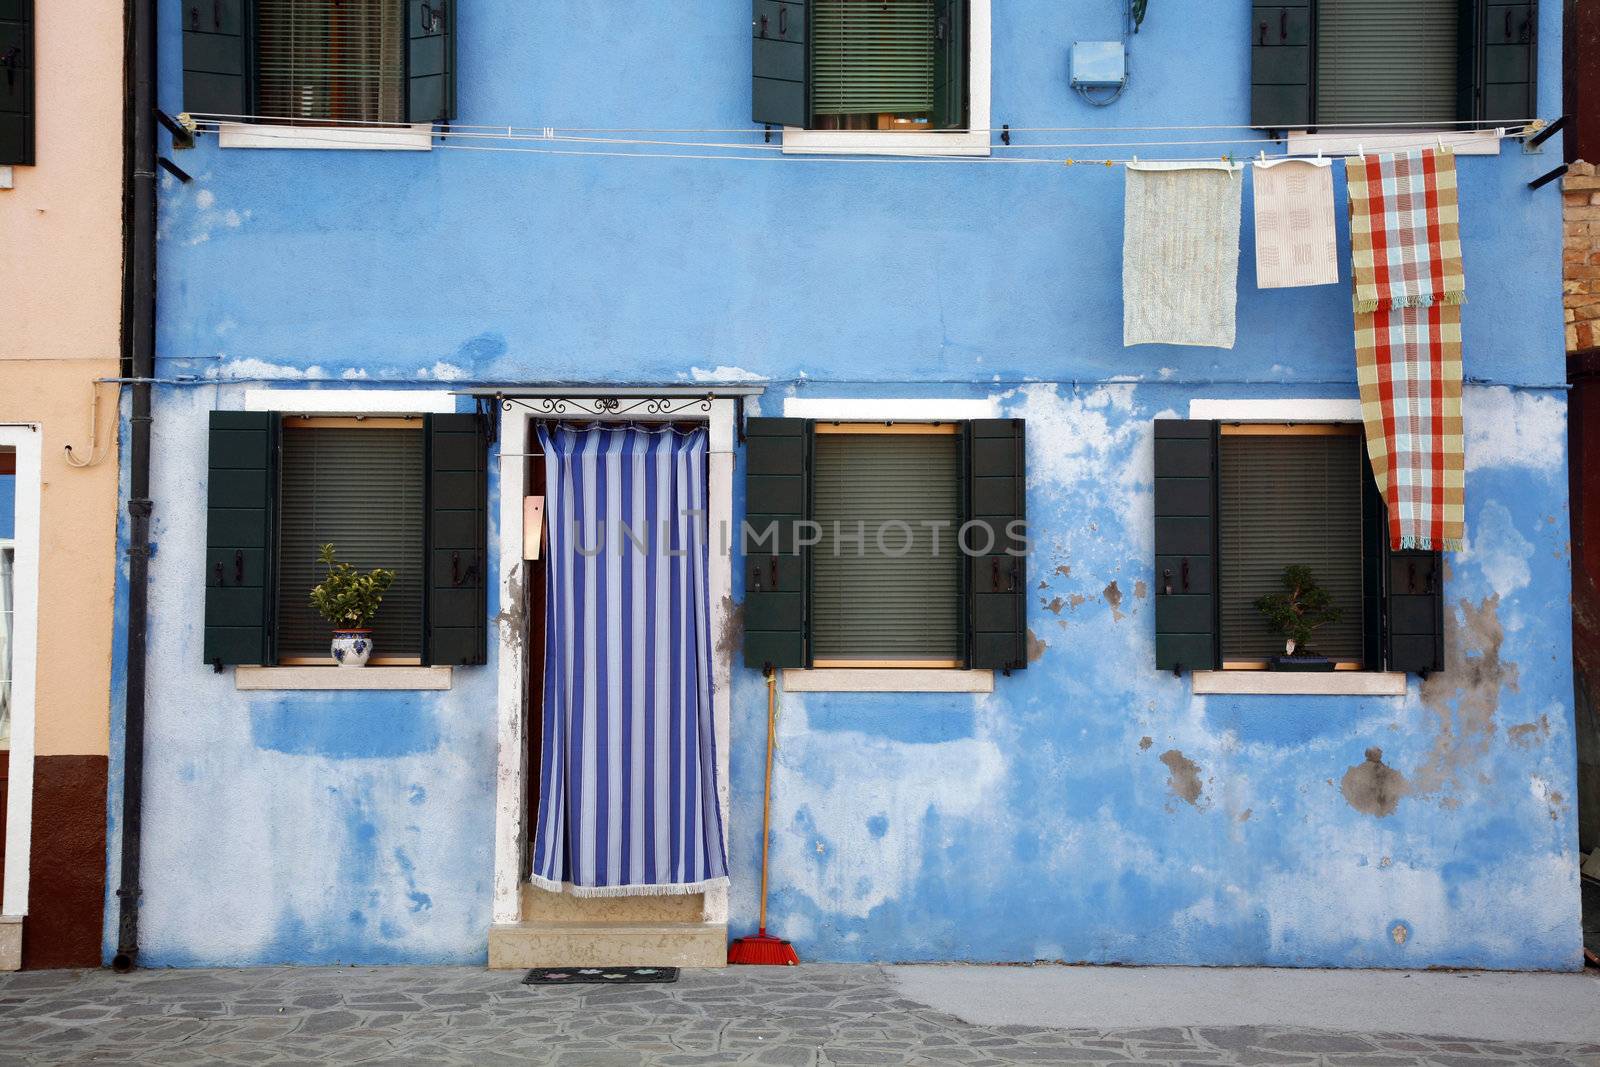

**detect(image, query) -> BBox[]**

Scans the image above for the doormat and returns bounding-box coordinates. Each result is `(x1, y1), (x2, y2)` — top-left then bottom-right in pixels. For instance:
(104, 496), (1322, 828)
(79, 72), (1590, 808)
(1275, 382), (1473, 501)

(522, 966), (679, 986)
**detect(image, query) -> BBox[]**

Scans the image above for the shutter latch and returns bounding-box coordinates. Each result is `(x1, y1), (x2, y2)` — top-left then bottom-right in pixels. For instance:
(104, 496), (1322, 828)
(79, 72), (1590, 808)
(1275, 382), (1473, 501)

(1, 47), (17, 92)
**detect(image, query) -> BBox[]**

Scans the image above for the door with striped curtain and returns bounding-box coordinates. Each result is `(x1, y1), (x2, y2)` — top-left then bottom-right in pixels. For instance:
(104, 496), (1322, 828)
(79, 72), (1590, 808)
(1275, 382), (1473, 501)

(529, 423), (728, 897)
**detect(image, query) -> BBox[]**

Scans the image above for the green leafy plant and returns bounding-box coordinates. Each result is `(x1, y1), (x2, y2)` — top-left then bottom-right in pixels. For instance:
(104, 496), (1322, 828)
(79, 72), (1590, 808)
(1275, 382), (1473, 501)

(1254, 565), (1342, 656)
(308, 544), (395, 630)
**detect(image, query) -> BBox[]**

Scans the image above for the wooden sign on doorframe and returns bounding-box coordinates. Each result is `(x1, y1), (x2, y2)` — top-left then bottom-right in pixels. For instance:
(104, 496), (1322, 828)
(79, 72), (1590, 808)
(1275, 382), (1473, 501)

(523, 496), (546, 560)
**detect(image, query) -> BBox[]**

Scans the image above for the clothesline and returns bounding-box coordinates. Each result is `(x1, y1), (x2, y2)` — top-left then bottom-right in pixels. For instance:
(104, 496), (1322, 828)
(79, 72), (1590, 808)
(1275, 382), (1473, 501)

(182, 111), (1542, 135)
(182, 119), (1535, 168)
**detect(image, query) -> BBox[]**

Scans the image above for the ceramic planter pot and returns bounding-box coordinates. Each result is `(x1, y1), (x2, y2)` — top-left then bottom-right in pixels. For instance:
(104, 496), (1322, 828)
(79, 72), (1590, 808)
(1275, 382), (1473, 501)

(331, 629), (374, 668)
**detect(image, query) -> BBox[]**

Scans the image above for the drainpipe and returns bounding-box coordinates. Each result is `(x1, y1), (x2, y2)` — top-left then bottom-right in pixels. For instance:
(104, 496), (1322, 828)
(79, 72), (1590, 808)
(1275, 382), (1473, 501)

(113, 0), (156, 973)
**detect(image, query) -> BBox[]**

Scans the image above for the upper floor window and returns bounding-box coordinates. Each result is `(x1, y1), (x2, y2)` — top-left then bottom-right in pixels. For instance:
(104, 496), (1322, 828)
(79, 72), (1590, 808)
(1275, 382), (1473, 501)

(1251, 0), (1536, 132)
(754, 0), (990, 155)
(182, 0), (455, 127)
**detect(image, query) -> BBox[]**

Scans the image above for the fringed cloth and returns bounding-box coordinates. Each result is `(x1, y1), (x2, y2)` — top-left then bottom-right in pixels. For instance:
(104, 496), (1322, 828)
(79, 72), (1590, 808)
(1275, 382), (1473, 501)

(1346, 148), (1466, 551)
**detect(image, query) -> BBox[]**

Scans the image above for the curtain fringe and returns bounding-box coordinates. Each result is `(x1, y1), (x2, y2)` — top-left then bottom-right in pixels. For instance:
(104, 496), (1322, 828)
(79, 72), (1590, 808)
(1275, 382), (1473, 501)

(1399, 535), (1464, 552)
(527, 874), (730, 899)
(1354, 290), (1467, 315)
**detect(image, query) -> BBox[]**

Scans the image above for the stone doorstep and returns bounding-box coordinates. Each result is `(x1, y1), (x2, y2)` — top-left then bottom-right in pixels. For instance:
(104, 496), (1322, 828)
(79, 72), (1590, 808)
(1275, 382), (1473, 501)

(487, 921), (728, 970)
(520, 883), (705, 924)
(0, 916), (18, 972)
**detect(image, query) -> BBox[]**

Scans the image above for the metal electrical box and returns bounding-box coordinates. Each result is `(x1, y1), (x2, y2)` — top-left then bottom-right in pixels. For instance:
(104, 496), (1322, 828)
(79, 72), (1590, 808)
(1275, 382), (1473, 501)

(1070, 41), (1126, 90)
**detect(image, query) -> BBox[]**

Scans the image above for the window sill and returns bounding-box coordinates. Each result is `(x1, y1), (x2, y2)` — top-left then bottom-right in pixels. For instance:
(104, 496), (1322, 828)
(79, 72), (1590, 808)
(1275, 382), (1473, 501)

(782, 668), (994, 693)
(781, 128), (991, 157)
(1191, 670), (1407, 697)
(1284, 128), (1502, 158)
(216, 122), (434, 152)
(234, 666), (453, 691)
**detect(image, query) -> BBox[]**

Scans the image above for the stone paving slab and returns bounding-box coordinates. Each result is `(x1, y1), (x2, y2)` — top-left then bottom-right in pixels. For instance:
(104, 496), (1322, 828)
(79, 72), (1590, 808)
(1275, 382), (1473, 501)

(0, 964), (1595, 1065)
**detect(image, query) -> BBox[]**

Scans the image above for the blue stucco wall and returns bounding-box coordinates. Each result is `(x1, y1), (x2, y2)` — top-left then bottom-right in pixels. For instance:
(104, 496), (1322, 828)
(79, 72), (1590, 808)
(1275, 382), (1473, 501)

(110, 0), (1580, 967)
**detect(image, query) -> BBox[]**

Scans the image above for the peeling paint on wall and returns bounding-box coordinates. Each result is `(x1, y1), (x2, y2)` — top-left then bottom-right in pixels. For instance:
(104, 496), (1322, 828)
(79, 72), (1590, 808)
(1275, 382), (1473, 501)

(1159, 750), (1204, 807)
(1340, 747), (1408, 818)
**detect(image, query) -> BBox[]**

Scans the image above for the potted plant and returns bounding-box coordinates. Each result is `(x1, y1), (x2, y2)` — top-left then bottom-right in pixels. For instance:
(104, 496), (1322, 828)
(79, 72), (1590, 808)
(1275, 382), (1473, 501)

(1254, 564), (1342, 672)
(309, 543), (395, 668)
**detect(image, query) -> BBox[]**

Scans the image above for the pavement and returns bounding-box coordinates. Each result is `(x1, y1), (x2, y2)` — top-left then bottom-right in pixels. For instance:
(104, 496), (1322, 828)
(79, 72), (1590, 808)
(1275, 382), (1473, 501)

(0, 962), (1596, 1066)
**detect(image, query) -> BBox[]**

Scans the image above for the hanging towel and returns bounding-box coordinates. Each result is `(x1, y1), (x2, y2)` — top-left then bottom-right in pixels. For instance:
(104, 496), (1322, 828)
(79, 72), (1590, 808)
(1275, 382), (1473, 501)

(1346, 147), (1465, 314)
(1251, 158), (1337, 289)
(530, 423), (729, 897)
(1123, 162), (1244, 348)
(1346, 148), (1466, 551)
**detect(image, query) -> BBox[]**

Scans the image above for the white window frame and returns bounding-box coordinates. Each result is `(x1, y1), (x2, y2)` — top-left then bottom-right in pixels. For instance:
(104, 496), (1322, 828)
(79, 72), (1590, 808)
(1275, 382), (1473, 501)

(217, 122), (434, 152)
(781, 0), (991, 157)
(1285, 128), (1503, 158)
(0, 427), (41, 925)
(1185, 397), (1408, 698)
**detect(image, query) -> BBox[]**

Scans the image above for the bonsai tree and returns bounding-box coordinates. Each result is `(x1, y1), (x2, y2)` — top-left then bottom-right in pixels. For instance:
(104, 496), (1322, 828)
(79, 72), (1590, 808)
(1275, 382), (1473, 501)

(308, 543), (396, 631)
(1254, 564), (1342, 656)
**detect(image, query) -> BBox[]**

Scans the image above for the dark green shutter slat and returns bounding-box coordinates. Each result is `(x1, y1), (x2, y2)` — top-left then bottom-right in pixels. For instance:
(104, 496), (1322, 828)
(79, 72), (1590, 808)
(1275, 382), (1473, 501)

(408, 0), (454, 123)
(753, 0), (808, 128)
(743, 418), (809, 669)
(1251, 0), (1312, 128)
(276, 425), (425, 659)
(204, 411), (277, 666)
(813, 433), (962, 660)
(812, 0), (935, 117)
(1480, 1), (1535, 123)
(930, 0), (966, 129)
(967, 419), (1026, 672)
(183, 0), (251, 117)
(425, 413), (486, 666)
(0, 0), (33, 165)
(1154, 420), (1218, 672)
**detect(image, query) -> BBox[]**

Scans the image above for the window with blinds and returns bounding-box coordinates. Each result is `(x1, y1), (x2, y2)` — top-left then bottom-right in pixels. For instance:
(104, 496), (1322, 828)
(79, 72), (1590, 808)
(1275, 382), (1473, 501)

(812, 0), (936, 128)
(1218, 431), (1365, 662)
(812, 431), (962, 662)
(256, 0), (406, 125)
(1316, 0), (1459, 125)
(277, 424), (425, 661)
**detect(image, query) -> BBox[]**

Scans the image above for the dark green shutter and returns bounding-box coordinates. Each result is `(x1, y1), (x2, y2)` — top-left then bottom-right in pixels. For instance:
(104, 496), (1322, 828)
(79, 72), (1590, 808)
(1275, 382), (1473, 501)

(1479, 1), (1535, 124)
(183, 0), (250, 117)
(931, 0), (966, 129)
(1362, 455), (1445, 674)
(205, 411), (278, 667)
(408, 0), (454, 123)
(1251, 0), (1312, 128)
(1154, 420), (1218, 672)
(753, 0), (809, 128)
(743, 418), (809, 669)
(0, 0), (34, 166)
(967, 419), (1026, 672)
(425, 412), (486, 666)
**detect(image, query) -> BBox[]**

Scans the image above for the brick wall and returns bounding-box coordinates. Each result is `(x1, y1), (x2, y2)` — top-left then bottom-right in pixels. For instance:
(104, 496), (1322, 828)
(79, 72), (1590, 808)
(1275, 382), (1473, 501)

(1568, 161), (1600, 355)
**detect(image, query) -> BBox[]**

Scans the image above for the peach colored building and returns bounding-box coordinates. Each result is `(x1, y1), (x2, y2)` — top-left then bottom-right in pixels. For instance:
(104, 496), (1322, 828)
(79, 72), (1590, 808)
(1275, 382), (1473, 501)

(0, 0), (123, 969)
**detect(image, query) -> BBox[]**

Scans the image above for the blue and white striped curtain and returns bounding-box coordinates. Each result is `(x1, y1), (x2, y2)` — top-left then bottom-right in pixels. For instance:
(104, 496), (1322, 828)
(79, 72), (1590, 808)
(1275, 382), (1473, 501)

(530, 424), (729, 896)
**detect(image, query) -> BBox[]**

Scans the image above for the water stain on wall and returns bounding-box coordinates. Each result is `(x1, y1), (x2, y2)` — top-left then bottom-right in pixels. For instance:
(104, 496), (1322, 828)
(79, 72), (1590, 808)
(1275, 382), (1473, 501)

(1044, 596), (1066, 615)
(1416, 594), (1520, 796)
(1104, 581), (1124, 621)
(491, 561), (525, 654)
(1508, 715), (1551, 747)
(1139, 735), (1153, 751)
(1159, 749), (1203, 806)
(1341, 747), (1408, 817)
(1026, 628), (1048, 664)
(716, 595), (744, 662)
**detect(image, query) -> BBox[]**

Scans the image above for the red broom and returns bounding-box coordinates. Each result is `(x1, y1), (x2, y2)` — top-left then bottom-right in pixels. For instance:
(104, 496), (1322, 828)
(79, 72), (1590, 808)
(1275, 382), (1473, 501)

(728, 667), (799, 965)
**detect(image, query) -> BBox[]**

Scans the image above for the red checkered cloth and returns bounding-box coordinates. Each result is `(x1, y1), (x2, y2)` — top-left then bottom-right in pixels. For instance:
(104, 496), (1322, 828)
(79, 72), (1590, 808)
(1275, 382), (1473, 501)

(1346, 148), (1465, 551)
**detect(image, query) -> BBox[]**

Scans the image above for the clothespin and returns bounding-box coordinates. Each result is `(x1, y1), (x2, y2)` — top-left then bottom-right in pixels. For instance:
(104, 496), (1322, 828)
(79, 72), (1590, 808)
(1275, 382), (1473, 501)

(1064, 157), (1076, 166)
(1104, 159), (1113, 168)
(1258, 149), (1267, 165)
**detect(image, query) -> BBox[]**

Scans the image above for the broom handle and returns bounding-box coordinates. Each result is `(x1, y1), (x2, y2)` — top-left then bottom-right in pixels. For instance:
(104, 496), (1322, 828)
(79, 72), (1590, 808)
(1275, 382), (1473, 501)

(757, 670), (777, 934)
